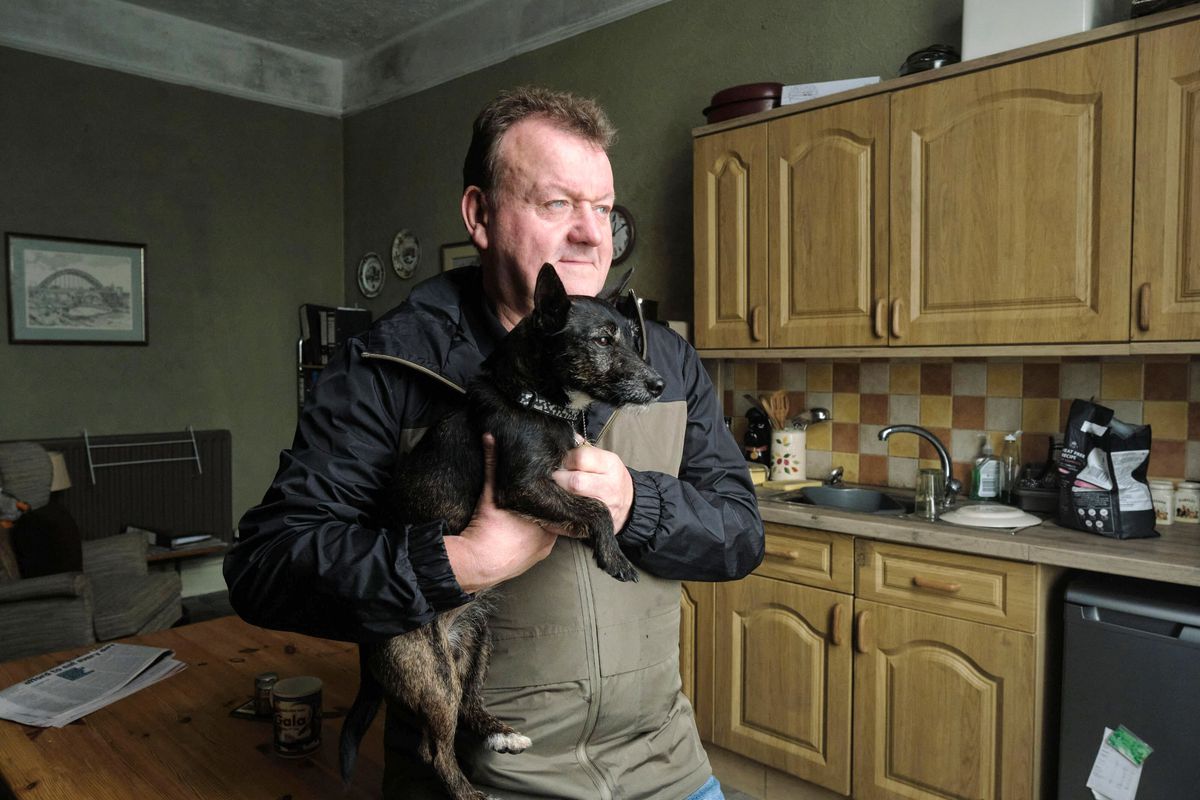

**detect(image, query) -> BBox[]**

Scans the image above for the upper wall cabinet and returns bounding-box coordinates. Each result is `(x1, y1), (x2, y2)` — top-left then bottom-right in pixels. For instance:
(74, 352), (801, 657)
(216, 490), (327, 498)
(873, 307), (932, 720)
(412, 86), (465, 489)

(1132, 19), (1200, 341)
(890, 38), (1135, 346)
(694, 125), (768, 349)
(769, 96), (890, 348)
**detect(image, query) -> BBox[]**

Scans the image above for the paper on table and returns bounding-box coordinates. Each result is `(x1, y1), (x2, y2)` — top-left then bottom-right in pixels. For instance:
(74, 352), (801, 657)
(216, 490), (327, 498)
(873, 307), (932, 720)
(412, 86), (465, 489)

(1087, 727), (1143, 800)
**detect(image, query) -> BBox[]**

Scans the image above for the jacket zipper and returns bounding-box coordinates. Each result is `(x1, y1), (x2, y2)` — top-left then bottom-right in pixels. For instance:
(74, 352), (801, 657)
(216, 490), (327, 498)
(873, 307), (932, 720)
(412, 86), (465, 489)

(571, 543), (614, 800)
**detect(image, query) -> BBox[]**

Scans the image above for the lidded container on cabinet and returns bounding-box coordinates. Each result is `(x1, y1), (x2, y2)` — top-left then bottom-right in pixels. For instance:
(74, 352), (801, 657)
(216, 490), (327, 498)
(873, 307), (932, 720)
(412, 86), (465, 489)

(1174, 481), (1200, 524)
(1149, 480), (1176, 525)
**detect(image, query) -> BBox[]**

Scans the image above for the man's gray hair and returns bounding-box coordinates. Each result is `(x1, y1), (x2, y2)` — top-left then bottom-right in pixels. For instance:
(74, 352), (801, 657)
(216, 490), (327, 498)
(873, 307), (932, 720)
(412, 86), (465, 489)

(462, 86), (617, 197)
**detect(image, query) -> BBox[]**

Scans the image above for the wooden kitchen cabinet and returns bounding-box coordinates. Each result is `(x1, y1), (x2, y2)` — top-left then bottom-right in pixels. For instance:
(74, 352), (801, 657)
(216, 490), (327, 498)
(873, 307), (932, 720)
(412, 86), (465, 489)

(711, 524), (854, 794)
(889, 38), (1135, 346)
(693, 124), (768, 348)
(1132, 19), (1200, 341)
(768, 95), (890, 347)
(852, 599), (1036, 800)
(680, 580), (714, 740)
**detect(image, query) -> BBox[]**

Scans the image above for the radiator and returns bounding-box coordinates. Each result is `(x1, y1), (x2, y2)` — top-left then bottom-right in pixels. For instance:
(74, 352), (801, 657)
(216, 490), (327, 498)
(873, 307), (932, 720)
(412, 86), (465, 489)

(32, 429), (232, 542)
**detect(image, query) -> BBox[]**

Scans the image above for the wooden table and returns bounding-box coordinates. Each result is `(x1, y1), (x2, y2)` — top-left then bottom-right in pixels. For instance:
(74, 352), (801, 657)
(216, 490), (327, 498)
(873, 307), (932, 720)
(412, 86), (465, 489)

(0, 617), (384, 798)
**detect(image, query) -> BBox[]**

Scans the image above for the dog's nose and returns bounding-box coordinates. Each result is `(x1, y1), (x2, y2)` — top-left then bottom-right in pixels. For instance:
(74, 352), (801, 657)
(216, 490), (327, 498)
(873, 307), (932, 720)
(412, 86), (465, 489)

(647, 377), (665, 397)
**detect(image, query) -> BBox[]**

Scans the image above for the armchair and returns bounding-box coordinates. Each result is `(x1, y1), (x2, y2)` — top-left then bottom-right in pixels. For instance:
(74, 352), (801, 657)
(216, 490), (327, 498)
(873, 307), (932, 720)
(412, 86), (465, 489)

(0, 443), (182, 663)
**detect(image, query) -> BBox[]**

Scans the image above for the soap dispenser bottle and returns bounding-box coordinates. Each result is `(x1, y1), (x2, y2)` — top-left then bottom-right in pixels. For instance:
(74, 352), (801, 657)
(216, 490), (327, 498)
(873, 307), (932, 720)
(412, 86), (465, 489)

(970, 440), (1001, 501)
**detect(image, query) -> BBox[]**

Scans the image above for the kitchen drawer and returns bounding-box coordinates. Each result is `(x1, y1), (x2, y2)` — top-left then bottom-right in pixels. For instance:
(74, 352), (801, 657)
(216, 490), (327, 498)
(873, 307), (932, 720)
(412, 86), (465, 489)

(855, 540), (1037, 632)
(755, 523), (854, 593)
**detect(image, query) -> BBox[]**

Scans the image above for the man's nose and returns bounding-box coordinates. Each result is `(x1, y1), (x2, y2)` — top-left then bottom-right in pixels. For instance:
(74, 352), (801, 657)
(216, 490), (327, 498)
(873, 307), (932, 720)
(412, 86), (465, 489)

(568, 206), (606, 246)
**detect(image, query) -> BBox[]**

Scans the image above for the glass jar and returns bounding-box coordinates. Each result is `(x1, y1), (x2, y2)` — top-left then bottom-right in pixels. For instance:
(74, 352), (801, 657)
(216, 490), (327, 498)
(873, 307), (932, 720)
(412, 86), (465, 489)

(1174, 481), (1200, 524)
(1149, 480), (1176, 525)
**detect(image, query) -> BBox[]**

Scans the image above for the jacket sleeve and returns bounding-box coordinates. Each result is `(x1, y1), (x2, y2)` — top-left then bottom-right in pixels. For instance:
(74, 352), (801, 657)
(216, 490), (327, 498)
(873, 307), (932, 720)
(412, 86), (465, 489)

(617, 331), (764, 581)
(223, 339), (472, 643)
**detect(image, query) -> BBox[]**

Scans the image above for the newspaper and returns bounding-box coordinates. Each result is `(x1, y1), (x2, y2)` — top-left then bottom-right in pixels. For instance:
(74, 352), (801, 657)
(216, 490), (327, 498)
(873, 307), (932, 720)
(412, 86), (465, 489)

(0, 643), (186, 727)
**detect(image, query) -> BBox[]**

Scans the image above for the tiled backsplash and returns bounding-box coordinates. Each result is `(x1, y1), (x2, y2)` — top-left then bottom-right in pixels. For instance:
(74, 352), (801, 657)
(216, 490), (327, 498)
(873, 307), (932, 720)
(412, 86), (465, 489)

(714, 356), (1200, 490)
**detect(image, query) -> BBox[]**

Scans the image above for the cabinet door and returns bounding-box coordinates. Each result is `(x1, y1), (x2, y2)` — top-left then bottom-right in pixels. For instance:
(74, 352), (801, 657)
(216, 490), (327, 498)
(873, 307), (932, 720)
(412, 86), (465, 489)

(891, 39), (1134, 345)
(769, 95), (890, 347)
(680, 581), (714, 741)
(714, 575), (852, 795)
(1132, 19), (1200, 340)
(693, 125), (768, 349)
(853, 599), (1035, 800)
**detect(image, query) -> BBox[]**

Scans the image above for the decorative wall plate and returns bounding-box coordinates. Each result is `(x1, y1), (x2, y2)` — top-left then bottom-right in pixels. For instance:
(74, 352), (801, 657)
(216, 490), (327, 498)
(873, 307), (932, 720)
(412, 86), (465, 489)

(357, 252), (385, 298)
(391, 229), (420, 279)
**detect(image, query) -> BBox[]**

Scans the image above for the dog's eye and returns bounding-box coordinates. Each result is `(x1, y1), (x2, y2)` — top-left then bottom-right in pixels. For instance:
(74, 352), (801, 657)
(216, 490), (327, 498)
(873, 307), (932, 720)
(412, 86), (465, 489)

(593, 335), (612, 347)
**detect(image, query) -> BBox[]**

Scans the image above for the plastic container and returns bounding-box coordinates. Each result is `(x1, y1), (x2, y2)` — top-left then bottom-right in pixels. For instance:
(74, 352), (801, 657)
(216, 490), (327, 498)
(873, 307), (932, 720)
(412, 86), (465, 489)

(703, 83), (783, 124)
(1149, 480), (1176, 526)
(999, 430), (1022, 504)
(1174, 481), (1200, 524)
(971, 442), (1001, 501)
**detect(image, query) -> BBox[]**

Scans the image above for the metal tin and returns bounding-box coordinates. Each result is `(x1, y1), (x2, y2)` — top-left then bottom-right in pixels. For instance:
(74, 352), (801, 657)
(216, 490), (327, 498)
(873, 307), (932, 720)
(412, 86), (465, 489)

(1175, 481), (1200, 524)
(271, 676), (322, 757)
(1150, 480), (1176, 526)
(254, 672), (278, 716)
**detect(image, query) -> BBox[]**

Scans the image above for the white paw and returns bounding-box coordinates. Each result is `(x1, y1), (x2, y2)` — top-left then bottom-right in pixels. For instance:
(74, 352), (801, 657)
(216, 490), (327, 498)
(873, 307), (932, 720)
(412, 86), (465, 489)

(485, 732), (532, 753)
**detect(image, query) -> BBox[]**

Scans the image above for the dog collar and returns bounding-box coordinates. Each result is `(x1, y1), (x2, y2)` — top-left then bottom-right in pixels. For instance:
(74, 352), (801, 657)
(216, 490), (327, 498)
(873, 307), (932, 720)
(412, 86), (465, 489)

(515, 390), (587, 439)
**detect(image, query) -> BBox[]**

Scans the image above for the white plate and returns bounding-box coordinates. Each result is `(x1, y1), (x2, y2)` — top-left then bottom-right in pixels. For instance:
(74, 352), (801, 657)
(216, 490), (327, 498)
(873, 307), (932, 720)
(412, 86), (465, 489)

(940, 503), (1042, 529)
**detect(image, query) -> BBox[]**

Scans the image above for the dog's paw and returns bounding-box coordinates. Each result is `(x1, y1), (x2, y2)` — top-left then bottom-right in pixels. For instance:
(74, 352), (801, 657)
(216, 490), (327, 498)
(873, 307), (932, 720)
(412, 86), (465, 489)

(600, 555), (639, 583)
(485, 732), (532, 754)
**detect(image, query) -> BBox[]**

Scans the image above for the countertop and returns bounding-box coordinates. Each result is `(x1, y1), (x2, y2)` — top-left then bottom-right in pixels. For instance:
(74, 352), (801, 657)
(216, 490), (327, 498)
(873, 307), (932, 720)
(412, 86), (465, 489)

(756, 489), (1200, 588)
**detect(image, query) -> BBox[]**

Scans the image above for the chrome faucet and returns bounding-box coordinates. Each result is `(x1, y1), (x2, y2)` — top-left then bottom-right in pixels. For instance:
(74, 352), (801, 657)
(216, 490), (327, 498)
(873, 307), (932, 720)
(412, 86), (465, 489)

(877, 425), (962, 508)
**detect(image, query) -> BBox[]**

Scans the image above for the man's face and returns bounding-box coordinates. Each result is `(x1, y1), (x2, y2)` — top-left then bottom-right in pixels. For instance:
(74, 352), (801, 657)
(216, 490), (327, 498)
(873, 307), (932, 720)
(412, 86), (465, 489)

(476, 117), (615, 315)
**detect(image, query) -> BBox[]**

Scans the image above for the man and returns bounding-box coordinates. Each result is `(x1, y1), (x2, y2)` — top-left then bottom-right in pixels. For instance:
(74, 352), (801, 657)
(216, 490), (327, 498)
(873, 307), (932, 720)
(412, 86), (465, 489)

(225, 86), (763, 800)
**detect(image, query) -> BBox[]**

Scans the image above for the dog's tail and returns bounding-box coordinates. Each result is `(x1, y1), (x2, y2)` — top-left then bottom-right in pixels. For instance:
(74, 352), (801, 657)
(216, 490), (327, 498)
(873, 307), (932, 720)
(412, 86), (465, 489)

(339, 644), (384, 784)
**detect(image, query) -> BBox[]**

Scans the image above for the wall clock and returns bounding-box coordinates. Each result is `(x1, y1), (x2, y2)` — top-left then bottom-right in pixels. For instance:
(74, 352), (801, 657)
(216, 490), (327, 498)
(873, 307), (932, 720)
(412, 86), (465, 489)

(610, 205), (635, 265)
(391, 229), (420, 279)
(357, 252), (385, 298)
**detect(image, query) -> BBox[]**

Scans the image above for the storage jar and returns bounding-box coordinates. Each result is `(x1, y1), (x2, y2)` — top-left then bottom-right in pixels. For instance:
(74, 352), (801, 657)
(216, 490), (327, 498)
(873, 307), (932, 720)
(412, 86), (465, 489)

(1149, 480), (1175, 526)
(1174, 481), (1200, 524)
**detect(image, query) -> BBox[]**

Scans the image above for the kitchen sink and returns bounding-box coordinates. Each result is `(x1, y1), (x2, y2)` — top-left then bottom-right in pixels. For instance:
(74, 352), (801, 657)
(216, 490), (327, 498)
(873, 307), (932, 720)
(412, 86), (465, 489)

(775, 485), (914, 515)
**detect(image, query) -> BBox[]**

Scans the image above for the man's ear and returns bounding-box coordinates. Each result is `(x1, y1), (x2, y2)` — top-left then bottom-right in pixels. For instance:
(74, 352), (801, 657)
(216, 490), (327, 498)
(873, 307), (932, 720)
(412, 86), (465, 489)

(532, 264), (570, 333)
(461, 186), (490, 252)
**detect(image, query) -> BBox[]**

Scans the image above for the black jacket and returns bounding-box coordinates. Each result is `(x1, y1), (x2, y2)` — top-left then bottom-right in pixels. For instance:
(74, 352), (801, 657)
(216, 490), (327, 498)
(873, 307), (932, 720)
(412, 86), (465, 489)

(224, 268), (763, 643)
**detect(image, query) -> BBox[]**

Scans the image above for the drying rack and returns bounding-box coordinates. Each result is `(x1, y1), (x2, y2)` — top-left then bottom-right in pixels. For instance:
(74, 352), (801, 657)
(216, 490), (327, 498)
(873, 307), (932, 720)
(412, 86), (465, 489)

(83, 426), (204, 485)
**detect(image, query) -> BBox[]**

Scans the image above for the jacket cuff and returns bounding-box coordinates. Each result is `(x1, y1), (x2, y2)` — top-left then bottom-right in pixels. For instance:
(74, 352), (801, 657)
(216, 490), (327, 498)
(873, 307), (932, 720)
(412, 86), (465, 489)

(405, 520), (473, 610)
(620, 468), (663, 549)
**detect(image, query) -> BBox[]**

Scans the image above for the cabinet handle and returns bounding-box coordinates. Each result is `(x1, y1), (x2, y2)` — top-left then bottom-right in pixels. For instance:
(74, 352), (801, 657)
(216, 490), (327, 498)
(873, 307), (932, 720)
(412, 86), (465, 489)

(912, 575), (962, 594)
(750, 305), (765, 342)
(1137, 283), (1151, 332)
(765, 546), (800, 561)
(831, 603), (845, 646)
(854, 609), (871, 654)
(890, 299), (903, 339)
(873, 298), (886, 339)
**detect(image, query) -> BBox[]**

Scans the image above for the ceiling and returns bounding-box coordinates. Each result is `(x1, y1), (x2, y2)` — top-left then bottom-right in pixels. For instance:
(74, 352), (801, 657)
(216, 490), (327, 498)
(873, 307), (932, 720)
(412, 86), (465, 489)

(0, 0), (671, 116)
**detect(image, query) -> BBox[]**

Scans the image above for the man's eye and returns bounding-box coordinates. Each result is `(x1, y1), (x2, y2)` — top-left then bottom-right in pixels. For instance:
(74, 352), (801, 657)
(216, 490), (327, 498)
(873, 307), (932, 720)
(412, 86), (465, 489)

(545, 200), (569, 210)
(593, 336), (612, 347)
(595, 205), (611, 217)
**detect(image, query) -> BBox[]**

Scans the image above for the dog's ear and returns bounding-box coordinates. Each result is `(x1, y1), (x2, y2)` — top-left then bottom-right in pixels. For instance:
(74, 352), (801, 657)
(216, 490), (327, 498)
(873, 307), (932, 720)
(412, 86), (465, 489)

(598, 268), (635, 303)
(532, 264), (570, 333)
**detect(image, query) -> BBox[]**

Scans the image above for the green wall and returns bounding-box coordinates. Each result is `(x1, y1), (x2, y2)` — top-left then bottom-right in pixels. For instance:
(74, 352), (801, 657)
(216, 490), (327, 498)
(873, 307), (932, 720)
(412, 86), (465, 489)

(343, 0), (961, 322)
(0, 46), (344, 524)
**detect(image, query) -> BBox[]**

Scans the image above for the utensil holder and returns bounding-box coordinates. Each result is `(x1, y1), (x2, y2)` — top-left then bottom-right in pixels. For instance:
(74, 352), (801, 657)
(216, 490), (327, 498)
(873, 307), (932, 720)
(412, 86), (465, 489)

(769, 428), (806, 482)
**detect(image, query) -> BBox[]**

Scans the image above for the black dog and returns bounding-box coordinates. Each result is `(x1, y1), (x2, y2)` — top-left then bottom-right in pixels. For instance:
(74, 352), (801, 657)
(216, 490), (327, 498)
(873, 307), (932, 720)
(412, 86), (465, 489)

(339, 265), (664, 800)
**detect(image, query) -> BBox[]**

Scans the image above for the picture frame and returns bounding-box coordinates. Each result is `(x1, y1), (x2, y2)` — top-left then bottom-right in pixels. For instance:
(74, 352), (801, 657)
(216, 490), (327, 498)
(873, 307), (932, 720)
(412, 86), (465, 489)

(6, 233), (147, 345)
(440, 241), (480, 272)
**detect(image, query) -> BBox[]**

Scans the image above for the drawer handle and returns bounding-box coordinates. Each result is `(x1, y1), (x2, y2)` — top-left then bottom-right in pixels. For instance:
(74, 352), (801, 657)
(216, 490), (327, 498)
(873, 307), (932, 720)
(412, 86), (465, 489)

(765, 546), (800, 561)
(912, 575), (962, 594)
(854, 609), (871, 654)
(890, 298), (903, 339)
(750, 304), (765, 342)
(1137, 282), (1151, 332)
(831, 603), (845, 646)
(873, 298), (886, 339)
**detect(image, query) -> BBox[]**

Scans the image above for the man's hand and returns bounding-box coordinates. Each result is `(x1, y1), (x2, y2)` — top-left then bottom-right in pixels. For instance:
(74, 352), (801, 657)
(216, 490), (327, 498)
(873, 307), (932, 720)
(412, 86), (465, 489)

(553, 442), (634, 533)
(445, 434), (558, 593)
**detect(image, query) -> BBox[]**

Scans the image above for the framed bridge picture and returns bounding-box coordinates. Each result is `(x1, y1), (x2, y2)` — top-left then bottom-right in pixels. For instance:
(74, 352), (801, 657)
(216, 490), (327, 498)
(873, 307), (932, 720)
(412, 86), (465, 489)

(6, 233), (147, 345)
